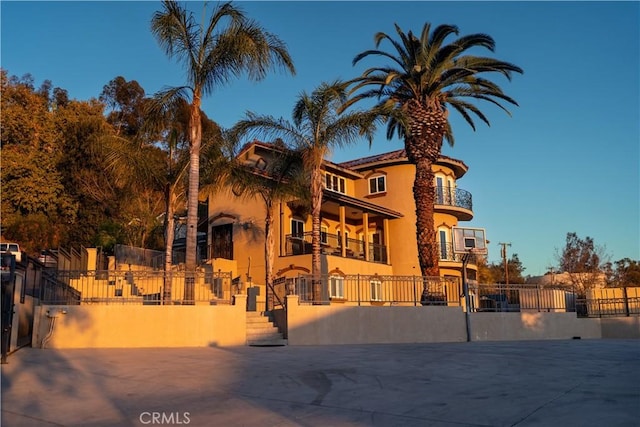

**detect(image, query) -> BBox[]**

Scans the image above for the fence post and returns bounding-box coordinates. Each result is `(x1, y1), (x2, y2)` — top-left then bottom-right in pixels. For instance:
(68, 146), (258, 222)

(412, 276), (417, 306)
(357, 274), (361, 306)
(623, 286), (630, 317)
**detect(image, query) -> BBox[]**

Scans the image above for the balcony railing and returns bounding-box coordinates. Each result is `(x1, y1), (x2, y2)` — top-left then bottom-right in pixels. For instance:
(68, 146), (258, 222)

(437, 241), (478, 263)
(435, 186), (472, 211)
(285, 232), (387, 264)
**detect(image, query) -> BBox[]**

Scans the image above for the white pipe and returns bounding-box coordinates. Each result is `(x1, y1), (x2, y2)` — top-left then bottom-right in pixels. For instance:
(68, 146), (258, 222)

(41, 316), (56, 349)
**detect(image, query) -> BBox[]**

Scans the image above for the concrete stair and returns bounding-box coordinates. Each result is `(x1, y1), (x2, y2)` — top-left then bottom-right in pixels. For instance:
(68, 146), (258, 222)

(246, 312), (287, 346)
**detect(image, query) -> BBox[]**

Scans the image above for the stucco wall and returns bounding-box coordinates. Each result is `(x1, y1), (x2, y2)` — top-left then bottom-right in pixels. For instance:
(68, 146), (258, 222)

(34, 295), (247, 349)
(469, 312), (602, 341)
(286, 295), (468, 345)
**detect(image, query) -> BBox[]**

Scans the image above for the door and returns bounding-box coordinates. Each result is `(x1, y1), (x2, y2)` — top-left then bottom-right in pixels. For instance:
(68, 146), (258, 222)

(211, 224), (233, 259)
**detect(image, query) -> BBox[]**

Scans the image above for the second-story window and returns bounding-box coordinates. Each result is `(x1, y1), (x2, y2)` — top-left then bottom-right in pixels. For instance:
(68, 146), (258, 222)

(325, 173), (346, 194)
(369, 175), (386, 194)
(291, 219), (304, 238)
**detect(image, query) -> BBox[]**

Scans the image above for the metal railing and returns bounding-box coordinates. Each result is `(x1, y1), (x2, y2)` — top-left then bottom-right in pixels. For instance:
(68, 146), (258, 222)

(435, 186), (472, 211)
(471, 284), (577, 313)
(286, 274), (459, 306)
(576, 297), (640, 318)
(285, 233), (387, 264)
(40, 270), (236, 305)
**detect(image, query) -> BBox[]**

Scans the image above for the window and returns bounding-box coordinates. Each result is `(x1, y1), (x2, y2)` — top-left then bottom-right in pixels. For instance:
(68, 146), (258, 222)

(329, 276), (344, 298)
(325, 173), (346, 194)
(291, 219), (304, 238)
(370, 280), (382, 301)
(439, 230), (448, 260)
(321, 225), (328, 244)
(369, 175), (386, 194)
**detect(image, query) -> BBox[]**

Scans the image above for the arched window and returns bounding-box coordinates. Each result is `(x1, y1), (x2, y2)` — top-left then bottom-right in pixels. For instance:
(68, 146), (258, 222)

(438, 226), (450, 260)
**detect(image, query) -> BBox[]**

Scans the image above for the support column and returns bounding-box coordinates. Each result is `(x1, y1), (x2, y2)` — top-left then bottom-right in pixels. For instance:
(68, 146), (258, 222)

(383, 218), (390, 264)
(339, 205), (346, 257)
(363, 212), (369, 262)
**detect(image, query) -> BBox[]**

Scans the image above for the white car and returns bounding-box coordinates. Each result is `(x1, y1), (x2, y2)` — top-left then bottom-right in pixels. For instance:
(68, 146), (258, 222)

(0, 242), (22, 263)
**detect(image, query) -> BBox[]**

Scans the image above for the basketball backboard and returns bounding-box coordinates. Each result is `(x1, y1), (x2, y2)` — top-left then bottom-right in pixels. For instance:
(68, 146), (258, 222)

(452, 227), (487, 255)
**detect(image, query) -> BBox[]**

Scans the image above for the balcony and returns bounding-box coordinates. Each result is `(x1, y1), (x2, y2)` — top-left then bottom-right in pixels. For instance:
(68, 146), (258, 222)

(434, 187), (473, 220)
(285, 232), (388, 264)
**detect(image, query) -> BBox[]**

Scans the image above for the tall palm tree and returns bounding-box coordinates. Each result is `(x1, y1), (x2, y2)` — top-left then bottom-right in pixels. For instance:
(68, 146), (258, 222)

(348, 23), (522, 278)
(151, 0), (295, 280)
(225, 142), (305, 310)
(231, 81), (379, 303)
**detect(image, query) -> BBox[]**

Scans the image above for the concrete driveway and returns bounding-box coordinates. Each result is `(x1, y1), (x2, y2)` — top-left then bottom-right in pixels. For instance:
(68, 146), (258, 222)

(2, 340), (639, 426)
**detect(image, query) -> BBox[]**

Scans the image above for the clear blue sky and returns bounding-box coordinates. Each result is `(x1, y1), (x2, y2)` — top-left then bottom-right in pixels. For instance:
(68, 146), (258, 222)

(2, 1), (638, 276)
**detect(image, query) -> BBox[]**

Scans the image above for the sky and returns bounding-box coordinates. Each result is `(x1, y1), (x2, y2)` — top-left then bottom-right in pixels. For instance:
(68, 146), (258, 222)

(1, 1), (638, 276)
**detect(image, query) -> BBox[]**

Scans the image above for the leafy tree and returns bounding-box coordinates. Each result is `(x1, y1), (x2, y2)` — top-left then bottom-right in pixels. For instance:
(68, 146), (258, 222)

(479, 253), (526, 284)
(1, 70), (77, 252)
(557, 232), (608, 296)
(347, 23), (522, 278)
(604, 258), (640, 288)
(230, 81), (379, 303)
(99, 76), (148, 137)
(150, 0), (295, 278)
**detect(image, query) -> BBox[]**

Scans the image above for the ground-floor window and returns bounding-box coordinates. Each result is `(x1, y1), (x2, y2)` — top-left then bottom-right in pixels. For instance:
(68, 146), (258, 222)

(329, 275), (344, 298)
(370, 279), (382, 301)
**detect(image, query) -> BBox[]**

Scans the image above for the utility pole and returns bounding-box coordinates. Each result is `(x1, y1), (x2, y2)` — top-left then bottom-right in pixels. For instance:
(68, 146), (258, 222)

(498, 242), (511, 285)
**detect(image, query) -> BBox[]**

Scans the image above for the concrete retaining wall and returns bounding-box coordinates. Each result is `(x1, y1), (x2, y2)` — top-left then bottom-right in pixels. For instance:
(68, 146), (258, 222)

(33, 295), (247, 348)
(600, 317), (640, 339)
(285, 295), (467, 345)
(469, 312), (602, 341)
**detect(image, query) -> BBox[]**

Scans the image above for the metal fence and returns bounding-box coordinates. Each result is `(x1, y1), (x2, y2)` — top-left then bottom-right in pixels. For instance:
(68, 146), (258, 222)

(471, 284), (577, 313)
(283, 274), (460, 306)
(40, 270), (236, 305)
(576, 297), (640, 317)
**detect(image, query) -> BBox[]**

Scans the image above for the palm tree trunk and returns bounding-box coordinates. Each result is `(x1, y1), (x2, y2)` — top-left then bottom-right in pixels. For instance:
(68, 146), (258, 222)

(404, 100), (447, 280)
(185, 95), (202, 303)
(264, 201), (274, 311)
(163, 184), (175, 304)
(413, 158), (440, 278)
(310, 166), (323, 304)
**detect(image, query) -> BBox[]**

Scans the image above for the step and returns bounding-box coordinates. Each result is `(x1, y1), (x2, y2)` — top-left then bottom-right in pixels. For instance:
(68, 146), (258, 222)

(247, 329), (282, 338)
(245, 312), (286, 346)
(248, 338), (288, 347)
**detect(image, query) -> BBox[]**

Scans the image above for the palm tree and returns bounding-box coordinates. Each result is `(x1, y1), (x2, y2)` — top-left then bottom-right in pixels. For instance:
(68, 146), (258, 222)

(151, 0), (295, 281)
(230, 81), (379, 303)
(348, 23), (523, 278)
(225, 142), (305, 310)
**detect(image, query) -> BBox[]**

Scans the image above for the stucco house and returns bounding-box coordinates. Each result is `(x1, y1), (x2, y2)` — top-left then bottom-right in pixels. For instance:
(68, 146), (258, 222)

(199, 141), (482, 309)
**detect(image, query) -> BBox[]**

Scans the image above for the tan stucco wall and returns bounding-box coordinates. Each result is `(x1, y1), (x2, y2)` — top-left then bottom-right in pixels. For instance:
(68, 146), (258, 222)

(469, 312), (602, 341)
(286, 295), (467, 345)
(34, 297), (247, 349)
(207, 189), (269, 286)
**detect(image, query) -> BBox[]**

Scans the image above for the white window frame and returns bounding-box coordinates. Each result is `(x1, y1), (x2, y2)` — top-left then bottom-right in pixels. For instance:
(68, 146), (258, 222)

(369, 175), (386, 194)
(370, 279), (382, 301)
(325, 172), (346, 194)
(321, 225), (328, 244)
(291, 219), (304, 238)
(329, 275), (344, 299)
